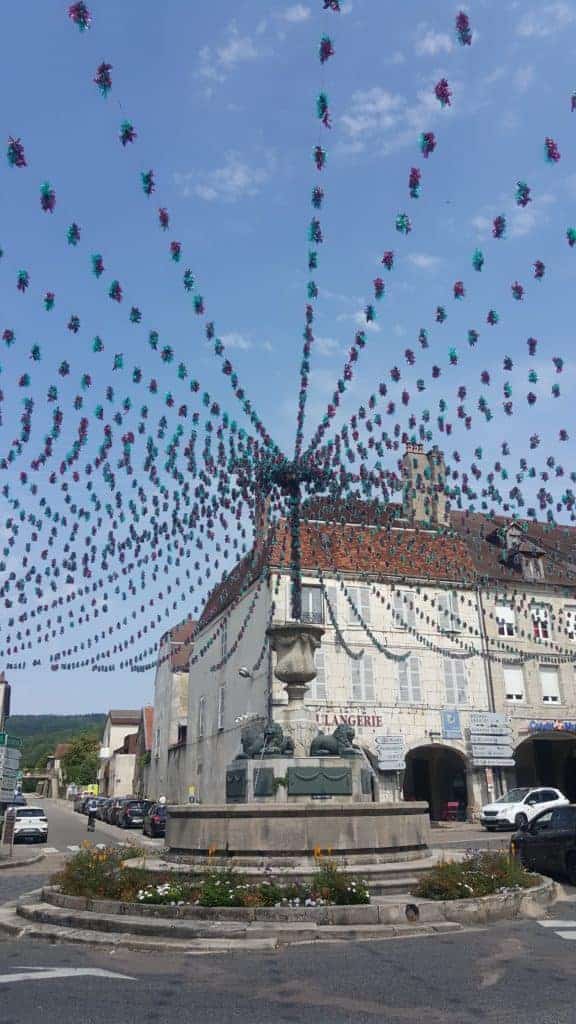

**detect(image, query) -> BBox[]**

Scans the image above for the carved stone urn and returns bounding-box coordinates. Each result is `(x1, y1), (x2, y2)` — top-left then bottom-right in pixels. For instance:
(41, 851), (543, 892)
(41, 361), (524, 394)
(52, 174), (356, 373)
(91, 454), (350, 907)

(267, 622), (324, 703)
(267, 622), (324, 756)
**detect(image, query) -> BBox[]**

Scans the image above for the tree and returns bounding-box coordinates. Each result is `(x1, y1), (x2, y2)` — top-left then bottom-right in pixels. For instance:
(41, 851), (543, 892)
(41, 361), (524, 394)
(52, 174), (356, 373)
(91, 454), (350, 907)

(61, 734), (99, 786)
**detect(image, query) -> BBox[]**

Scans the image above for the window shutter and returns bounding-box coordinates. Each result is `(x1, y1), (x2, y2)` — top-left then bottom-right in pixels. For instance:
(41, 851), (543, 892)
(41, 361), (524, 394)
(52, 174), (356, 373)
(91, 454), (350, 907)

(217, 686), (225, 730)
(351, 659), (362, 700)
(405, 595), (416, 629)
(449, 591), (459, 629)
(347, 587), (359, 624)
(438, 594), (451, 632)
(393, 591), (404, 626)
(314, 649), (327, 701)
(504, 665), (525, 700)
(409, 656), (422, 702)
(540, 666), (560, 702)
(325, 585), (338, 625)
(360, 587), (371, 623)
(363, 654), (375, 701)
(444, 658), (456, 704)
(455, 660), (467, 704)
(398, 660), (410, 703)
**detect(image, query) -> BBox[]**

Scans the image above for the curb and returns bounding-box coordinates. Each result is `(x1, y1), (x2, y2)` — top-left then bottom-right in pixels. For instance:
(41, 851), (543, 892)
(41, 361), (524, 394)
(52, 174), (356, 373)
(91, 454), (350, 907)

(0, 853), (45, 871)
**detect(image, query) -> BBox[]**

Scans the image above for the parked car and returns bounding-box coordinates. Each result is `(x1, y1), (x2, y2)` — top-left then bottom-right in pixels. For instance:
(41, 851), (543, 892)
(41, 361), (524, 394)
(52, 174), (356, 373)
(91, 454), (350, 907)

(94, 797), (109, 820)
(143, 803), (166, 838)
(116, 800), (146, 829)
(73, 795), (85, 813)
(10, 794), (27, 807)
(512, 804), (576, 884)
(109, 797), (137, 827)
(480, 787), (568, 831)
(12, 806), (48, 844)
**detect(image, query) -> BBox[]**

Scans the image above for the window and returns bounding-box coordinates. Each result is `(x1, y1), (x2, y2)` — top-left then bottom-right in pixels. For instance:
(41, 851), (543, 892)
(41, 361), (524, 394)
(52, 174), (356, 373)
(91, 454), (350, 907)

(217, 686), (225, 731)
(220, 618), (228, 660)
(523, 555), (544, 581)
(551, 807), (576, 830)
(496, 603), (515, 637)
(312, 649), (327, 701)
(503, 665), (525, 702)
(532, 606), (550, 640)
(437, 591), (460, 632)
(443, 658), (468, 705)
(393, 590), (416, 629)
(176, 723), (187, 745)
(398, 656), (422, 704)
(347, 586), (371, 624)
(197, 696), (206, 738)
(540, 666), (561, 703)
(565, 606), (576, 641)
(351, 653), (375, 701)
(301, 585), (324, 624)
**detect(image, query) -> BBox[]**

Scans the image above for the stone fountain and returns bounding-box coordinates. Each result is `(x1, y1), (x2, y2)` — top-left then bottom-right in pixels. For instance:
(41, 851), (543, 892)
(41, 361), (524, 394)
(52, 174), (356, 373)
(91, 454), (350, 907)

(166, 622), (431, 884)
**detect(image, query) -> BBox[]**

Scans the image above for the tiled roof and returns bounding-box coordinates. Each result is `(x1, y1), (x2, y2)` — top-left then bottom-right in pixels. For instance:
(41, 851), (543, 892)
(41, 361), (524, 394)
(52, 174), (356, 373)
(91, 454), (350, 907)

(451, 511), (576, 591)
(53, 743), (72, 760)
(108, 709), (141, 725)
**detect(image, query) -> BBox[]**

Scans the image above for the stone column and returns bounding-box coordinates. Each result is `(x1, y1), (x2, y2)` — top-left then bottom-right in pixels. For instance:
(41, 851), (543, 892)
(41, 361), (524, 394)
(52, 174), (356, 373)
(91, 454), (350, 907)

(267, 622), (324, 757)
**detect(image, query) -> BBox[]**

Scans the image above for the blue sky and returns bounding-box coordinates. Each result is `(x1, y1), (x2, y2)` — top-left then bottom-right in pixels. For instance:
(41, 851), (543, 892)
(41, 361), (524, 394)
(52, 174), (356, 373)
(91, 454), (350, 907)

(1, 1), (575, 713)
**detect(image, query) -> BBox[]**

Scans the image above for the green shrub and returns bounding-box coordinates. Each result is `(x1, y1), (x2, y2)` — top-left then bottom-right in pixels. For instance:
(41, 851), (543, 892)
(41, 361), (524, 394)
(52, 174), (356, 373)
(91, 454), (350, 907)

(312, 858), (370, 905)
(412, 851), (538, 901)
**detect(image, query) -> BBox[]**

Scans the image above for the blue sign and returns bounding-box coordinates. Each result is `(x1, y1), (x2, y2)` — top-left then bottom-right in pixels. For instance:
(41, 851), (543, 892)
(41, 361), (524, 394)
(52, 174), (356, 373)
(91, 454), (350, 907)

(441, 710), (462, 740)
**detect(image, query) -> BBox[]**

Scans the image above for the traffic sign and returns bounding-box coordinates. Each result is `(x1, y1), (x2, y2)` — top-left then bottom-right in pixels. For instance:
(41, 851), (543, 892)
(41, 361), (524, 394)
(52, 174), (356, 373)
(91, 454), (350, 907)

(0, 734), (22, 749)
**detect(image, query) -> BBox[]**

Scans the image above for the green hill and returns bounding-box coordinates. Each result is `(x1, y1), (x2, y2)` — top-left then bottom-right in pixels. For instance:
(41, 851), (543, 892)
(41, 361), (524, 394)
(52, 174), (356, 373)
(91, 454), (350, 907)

(6, 714), (105, 771)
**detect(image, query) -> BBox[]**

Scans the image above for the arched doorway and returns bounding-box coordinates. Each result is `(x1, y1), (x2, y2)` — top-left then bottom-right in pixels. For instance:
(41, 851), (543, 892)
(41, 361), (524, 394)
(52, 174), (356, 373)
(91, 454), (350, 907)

(515, 733), (576, 802)
(403, 744), (468, 821)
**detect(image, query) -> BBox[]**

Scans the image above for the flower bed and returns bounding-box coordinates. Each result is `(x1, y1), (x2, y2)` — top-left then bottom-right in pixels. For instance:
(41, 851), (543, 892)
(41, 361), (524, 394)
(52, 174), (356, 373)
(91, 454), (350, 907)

(54, 845), (370, 908)
(412, 850), (538, 901)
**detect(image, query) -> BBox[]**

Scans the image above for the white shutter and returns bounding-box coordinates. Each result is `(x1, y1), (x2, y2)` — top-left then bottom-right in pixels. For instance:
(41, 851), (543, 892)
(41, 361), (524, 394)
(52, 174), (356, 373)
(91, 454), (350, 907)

(398, 660), (410, 703)
(540, 666), (560, 703)
(496, 604), (515, 637)
(347, 587), (359, 624)
(393, 591), (404, 626)
(363, 654), (375, 701)
(444, 658), (456, 705)
(455, 660), (467, 704)
(405, 594), (416, 629)
(409, 656), (422, 702)
(314, 649), (327, 701)
(351, 659), (362, 700)
(449, 591), (460, 630)
(504, 665), (525, 701)
(360, 587), (371, 623)
(217, 686), (225, 730)
(325, 585), (338, 625)
(438, 594), (451, 632)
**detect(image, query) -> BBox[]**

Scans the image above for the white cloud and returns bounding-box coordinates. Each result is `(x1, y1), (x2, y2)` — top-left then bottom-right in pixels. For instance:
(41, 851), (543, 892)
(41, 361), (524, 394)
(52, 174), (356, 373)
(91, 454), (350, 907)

(315, 337), (341, 356)
(221, 333), (253, 350)
(340, 85), (450, 155)
(514, 66), (534, 93)
(337, 311), (381, 333)
(174, 152), (274, 203)
(509, 208), (538, 239)
(408, 252), (442, 271)
(197, 23), (261, 85)
(517, 2), (575, 37)
(414, 26), (453, 56)
(281, 4), (311, 23)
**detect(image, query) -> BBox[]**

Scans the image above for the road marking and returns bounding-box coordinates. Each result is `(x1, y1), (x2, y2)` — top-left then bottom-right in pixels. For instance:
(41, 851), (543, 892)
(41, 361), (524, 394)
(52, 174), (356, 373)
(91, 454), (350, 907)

(0, 968), (136, 984)
(66, 845), (80, 852)
(538, 920), (576, 927)
(555, 931), (576, 940)
(42, 847), (59, 854)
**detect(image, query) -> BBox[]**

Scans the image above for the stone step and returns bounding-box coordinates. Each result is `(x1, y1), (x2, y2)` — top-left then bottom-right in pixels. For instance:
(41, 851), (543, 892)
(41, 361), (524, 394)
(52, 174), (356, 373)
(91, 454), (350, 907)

(14, 899), (462, 950)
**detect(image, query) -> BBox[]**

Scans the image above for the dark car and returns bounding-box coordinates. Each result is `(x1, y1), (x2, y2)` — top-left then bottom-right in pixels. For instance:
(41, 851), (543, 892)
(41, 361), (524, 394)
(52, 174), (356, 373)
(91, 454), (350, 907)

(116, 800), (146, 829)
(512, 804), (576, 884)
(108, 798), (127, 826)
(143, 803), (166, 838)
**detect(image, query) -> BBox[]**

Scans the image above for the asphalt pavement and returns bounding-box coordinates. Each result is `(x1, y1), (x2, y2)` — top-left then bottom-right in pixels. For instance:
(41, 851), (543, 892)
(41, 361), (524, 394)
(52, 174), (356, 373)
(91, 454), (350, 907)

(0, 805), (574, 1023)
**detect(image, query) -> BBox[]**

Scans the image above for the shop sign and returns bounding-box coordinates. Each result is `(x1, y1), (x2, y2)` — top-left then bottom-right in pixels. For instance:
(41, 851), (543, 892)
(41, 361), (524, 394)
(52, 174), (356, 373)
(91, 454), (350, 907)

(316, 710), (384, 729)
(375, 735), (406, 771)
(441, 710), (462, 740)
(473, 758), (515, 768)
(529, 720), (576, 733)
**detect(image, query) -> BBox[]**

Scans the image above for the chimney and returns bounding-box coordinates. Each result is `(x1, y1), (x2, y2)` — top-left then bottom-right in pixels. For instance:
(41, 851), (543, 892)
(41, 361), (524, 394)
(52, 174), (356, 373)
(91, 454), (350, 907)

(401, 444), (448, 527)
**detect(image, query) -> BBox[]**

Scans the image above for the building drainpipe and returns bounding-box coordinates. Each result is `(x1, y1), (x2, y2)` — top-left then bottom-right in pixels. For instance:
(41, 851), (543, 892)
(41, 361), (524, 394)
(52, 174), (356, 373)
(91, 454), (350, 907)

(476, 585), (503, 799)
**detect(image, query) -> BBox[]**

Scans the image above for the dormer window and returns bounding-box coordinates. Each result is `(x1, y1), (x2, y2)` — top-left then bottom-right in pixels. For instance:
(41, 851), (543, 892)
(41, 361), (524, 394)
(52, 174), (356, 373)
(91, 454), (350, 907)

(521, 554), (545, 581)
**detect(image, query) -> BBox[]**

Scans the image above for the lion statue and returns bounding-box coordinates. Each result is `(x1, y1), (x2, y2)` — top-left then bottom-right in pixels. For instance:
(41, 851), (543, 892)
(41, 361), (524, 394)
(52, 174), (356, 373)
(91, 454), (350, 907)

(309, 724), (361, 757)
(238, 720), (294, 759)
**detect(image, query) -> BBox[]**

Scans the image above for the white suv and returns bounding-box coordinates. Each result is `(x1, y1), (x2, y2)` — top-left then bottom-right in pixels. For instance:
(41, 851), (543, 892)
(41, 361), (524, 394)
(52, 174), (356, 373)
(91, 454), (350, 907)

(480, 787), (568, 831)
(12, 806), (49, 843)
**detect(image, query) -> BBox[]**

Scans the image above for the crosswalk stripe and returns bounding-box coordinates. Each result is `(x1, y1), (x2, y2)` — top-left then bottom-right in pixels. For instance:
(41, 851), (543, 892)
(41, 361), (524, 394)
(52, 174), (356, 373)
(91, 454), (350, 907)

(538, 920), (576, 927)
(42, 847), (59, 854)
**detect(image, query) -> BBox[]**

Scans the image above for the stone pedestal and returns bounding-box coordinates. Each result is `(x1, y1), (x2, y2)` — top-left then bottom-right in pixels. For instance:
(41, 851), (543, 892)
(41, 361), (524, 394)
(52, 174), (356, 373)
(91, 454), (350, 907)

(266, 621), (324, 755)
(226, 755), (373, 805)
(274, 705), (318, 758)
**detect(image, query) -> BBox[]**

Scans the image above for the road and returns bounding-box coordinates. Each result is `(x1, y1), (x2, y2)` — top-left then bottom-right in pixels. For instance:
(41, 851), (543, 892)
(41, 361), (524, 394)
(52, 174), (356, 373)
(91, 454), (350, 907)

(0, 803), (574, 1023)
